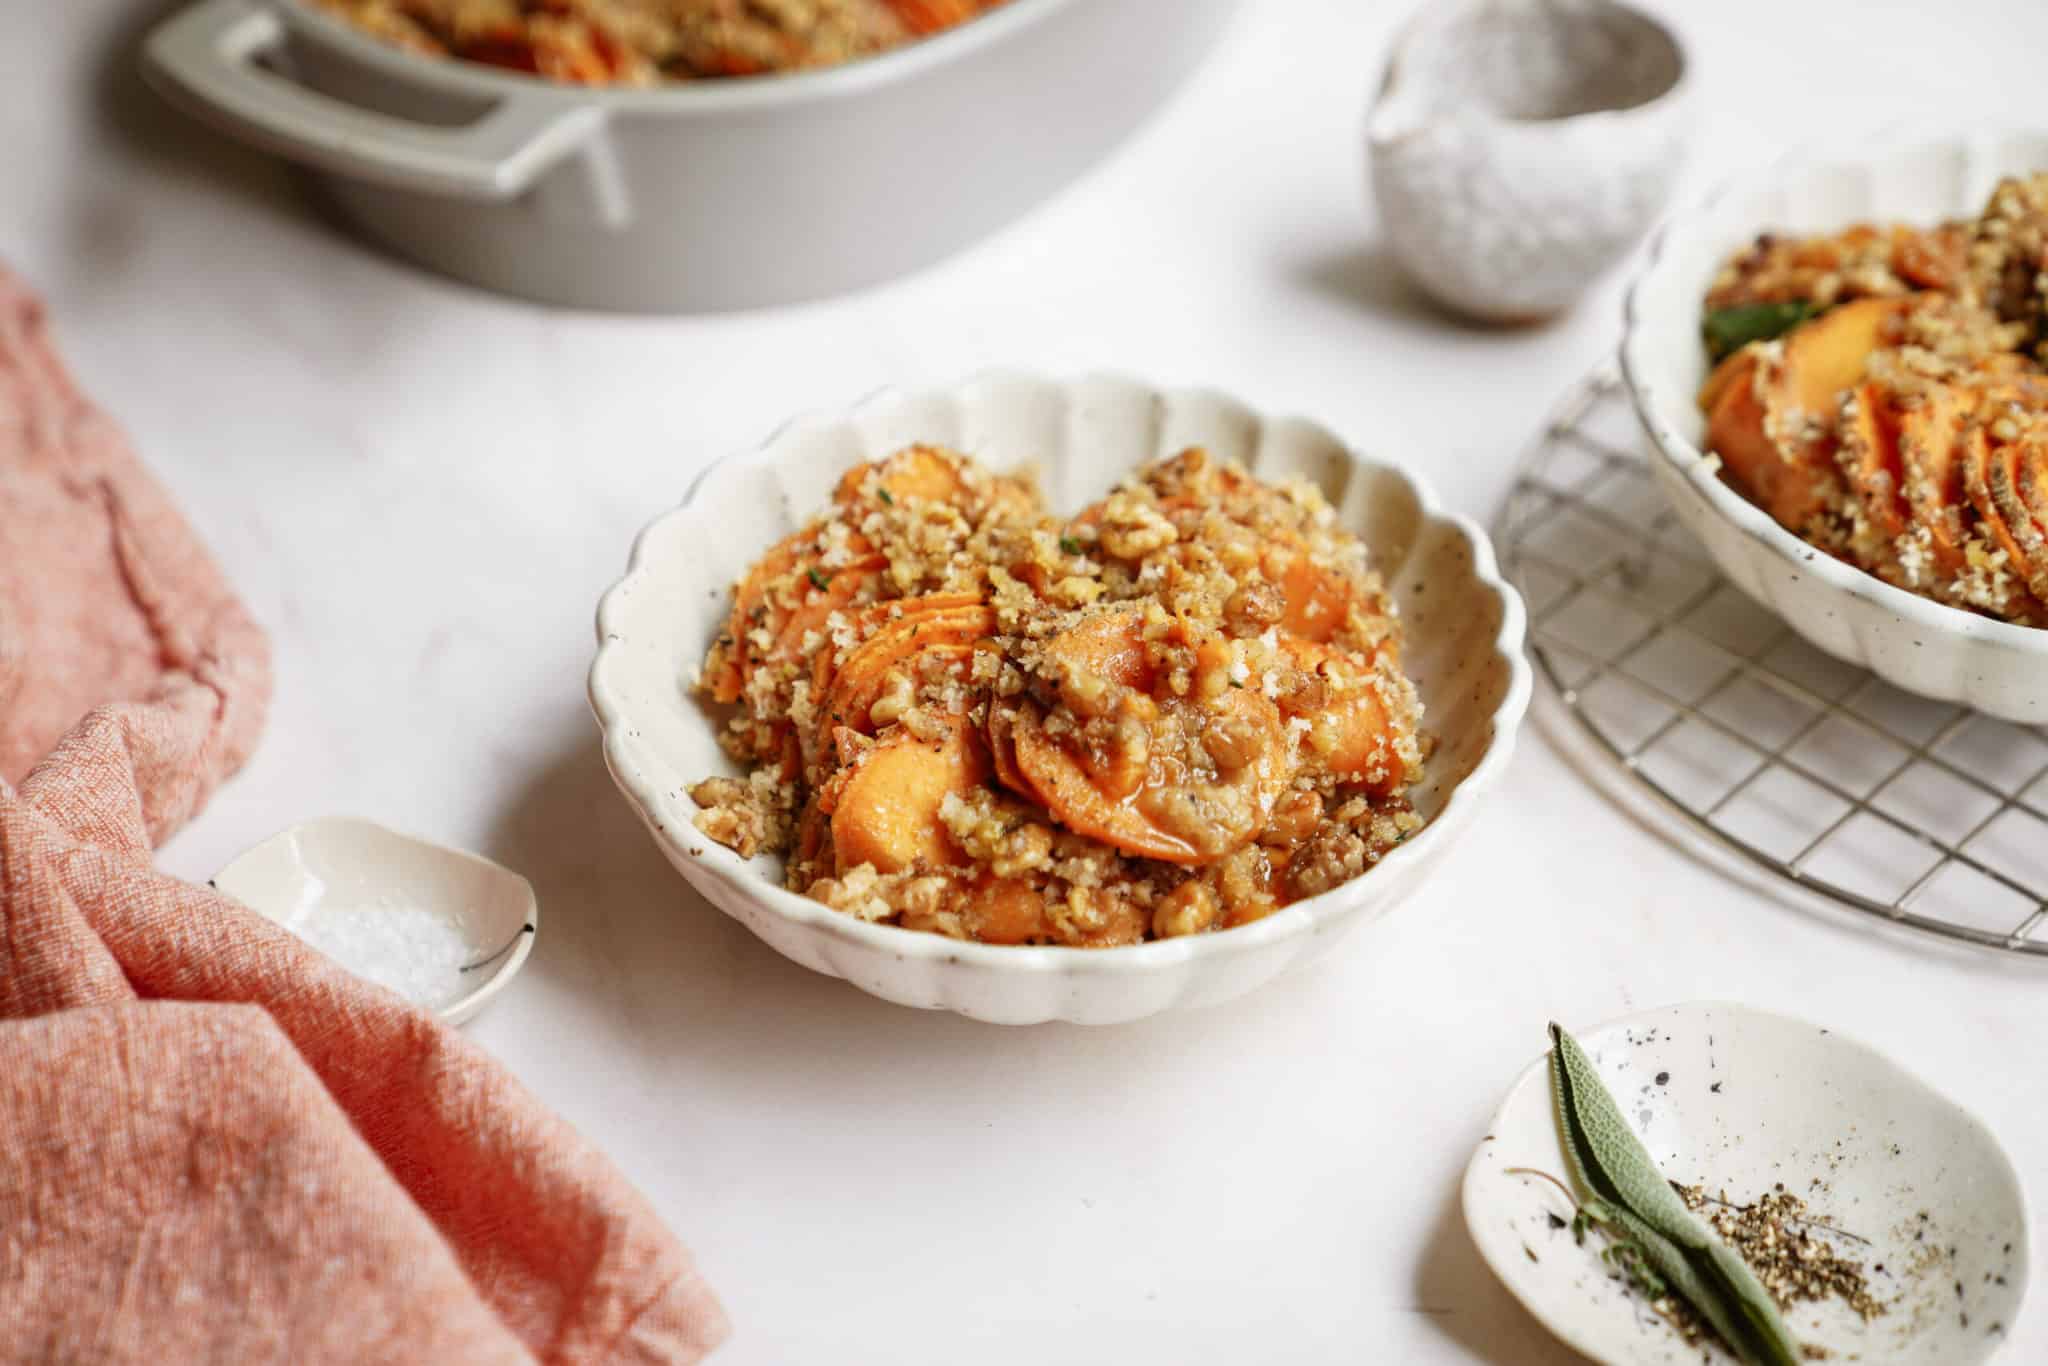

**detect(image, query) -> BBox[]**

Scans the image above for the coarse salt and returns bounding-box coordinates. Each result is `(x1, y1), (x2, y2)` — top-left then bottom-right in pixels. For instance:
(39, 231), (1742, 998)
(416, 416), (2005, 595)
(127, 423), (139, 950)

(288, 900), (475, 1010)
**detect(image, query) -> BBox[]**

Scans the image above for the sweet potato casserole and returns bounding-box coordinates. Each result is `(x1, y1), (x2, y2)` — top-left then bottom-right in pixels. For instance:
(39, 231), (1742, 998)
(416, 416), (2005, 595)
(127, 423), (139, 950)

(1698, 173), (2048, 625)
(315, 0), (1002, 84)
(688, 446), (1428, 946)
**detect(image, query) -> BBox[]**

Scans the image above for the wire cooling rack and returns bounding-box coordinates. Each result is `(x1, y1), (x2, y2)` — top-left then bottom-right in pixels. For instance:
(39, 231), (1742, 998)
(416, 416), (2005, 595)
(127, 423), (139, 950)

(1497, 369), (2048, 958)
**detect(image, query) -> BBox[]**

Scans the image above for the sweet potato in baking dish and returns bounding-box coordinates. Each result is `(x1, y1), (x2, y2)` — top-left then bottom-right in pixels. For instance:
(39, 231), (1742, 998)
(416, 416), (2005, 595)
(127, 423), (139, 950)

(315, 0), (1005, 85)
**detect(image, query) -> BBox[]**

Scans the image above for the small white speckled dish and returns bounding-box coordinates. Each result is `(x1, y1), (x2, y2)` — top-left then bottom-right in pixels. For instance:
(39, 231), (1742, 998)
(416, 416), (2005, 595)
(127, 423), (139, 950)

(213, 817), (538, 1026)
(589, 372), (1531, 1025)
(1623, 129), (2048, 721)
(1464, 1002), (2029, 1364)
(1369, 0), (1691, 322)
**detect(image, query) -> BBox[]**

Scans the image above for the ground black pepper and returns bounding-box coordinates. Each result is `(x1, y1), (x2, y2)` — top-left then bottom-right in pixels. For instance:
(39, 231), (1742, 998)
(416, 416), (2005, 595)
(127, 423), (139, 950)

(1650, 1182), (1886, 1357)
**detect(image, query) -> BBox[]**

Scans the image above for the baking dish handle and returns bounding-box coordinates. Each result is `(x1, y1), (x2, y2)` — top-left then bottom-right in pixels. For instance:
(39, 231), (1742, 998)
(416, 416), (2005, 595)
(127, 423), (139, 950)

(143, 0), (604, 201)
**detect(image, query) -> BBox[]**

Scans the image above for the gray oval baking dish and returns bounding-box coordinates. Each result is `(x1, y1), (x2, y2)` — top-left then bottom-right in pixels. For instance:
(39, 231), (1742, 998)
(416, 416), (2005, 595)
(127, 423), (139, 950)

(143, 0), (1238, 312)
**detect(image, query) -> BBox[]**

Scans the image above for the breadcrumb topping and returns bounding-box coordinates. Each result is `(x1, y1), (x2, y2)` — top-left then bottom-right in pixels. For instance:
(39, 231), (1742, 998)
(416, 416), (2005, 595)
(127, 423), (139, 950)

(687, 444), (1428, 946)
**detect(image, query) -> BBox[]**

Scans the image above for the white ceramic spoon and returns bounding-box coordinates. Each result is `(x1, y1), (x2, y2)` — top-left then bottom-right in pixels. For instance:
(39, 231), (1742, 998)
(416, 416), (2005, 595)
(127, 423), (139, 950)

(1464, 1002), (2027, 1364)
(213, 817), (537, 1026)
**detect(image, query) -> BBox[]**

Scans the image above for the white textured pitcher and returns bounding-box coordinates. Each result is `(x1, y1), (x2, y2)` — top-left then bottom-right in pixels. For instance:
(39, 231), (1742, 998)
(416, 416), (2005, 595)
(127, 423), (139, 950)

(1369, 0), (1693, 322)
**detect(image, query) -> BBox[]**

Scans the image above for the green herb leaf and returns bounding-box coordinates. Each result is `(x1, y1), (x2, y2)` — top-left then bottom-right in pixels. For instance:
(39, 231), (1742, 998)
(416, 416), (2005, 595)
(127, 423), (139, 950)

(877, 488), (894, 505)
(1702, 300), (1818, 362)
(807, 568), (832, 591)
(1549, 1024), (1803, 1366)
(1059, 535), (1083, 556)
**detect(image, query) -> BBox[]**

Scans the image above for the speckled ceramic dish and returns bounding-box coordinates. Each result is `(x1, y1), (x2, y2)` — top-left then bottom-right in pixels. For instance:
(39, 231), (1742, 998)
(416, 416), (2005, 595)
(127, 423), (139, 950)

(589, 372), (1531, 1025)
(1623, 129), (2048, 721)
(1464, 1002), (2028, 1365)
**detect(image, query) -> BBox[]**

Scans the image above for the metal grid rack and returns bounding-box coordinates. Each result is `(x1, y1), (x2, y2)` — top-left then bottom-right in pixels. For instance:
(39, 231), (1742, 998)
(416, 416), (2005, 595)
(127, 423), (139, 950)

(1497, 370), (2048, 957)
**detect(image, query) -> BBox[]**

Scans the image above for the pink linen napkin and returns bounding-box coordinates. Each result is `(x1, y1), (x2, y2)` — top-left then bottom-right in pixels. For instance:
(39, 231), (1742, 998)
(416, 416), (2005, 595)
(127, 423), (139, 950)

(0, 269), (728, 1363)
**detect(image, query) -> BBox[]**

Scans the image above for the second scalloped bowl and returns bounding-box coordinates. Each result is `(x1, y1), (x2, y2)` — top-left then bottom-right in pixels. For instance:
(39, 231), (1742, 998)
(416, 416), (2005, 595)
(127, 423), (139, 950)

(1623, 130), (2048, 721)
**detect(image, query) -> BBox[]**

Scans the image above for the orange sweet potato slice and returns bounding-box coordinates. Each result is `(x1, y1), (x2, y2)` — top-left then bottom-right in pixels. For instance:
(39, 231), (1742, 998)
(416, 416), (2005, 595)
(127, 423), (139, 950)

(1009, 701), (1197, 863)
(2014, 427), (2048, 570)
(1011, 686), (1291, 866)
(1697, 346), (1753, 415)
(792, 794), (829, 874)
(1893, 223), (1968, 291)
(958, 875), (1050, 945)
(1894, 384), (1973, 583)
(884, 0), (982, 36)
(708, 528), (884, 703)
(1267, 544), (1360, 644)
(823, 605), (995, 735)
(1277, 637), (1407, 796)
(1041, 607), (1155, 703)
(834, 445), (968, 507)
(767, 555), (885, 662)
(1986, 423), (2048, 609)
(1706, 296), (1909, 529)
(826, 718), (988, 875)
(985, 701), (1033, 799)
(1961, 419), (2048, 612)
(810, 592), (985, 698)
(1837, 383), (1910, 546)
(708, 531), (804, 702)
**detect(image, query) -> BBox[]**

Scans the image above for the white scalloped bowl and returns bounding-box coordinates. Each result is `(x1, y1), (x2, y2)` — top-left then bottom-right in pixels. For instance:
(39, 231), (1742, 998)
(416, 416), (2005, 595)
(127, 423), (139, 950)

(1622, 131), (2048, 722)
(588, 374), (1530, 1024)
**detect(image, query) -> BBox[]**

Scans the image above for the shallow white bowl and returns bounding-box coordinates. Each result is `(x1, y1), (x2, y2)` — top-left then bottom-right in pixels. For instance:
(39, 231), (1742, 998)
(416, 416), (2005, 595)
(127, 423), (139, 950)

(588, 373), (1531, 1025)
(1622, 130), (2048, 722)
(213, 817), (539, 1025)
(1465, 1002), (2029, 1365)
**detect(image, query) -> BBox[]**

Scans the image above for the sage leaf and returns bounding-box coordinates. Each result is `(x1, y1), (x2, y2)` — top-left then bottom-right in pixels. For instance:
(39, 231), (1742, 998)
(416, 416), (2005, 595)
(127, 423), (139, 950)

(1549, 1023), (1803, 1366)
(1702, 300), (1817, 362)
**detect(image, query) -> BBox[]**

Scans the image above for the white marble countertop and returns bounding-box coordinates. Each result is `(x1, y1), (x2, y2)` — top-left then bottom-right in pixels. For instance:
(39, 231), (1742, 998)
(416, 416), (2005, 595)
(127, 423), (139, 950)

(12, 2), (2046, 1361)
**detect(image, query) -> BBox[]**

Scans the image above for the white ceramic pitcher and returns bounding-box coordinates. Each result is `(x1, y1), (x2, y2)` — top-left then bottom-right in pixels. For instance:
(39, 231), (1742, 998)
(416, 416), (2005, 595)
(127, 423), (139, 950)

(1369, 0), (1693, 323)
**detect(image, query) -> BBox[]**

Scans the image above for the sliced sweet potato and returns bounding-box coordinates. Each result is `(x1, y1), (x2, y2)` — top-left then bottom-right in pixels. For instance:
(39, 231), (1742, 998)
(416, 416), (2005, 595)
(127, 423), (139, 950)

(1697, 346), (1754, 415)
(1265, 543), (1364, 645)
(833, 445), (967, 507)
(1985, 422), (2048, 608)
(1010, 687), (1290, 866)
(1042, 607), (1155, 702)
(1961, 418), (2048, 612)
(1837, 382), (1910, 546)
(823, 604), (995, 735)
(1009, 701), (1193, 862)
(826, 718), (987, 875)
(767, 555), (885, 662)
(1893, 384), (1974, 584)
(884, 0), (982, 35)
(833, 444), (1039, 522)
(1277, 637), (1407, 796)
(985, 701), (1033, 799)
(810, 591), (985, 697)
(957, 875), (1050, 945)
(707, 528), (884, 703)
(1893, 223), (1969, 291)
(2014, 426), (2048, 566)
(1706, 296), (1909, 529)
(707, 531), (804, 702)
(790, 794), (829, 881)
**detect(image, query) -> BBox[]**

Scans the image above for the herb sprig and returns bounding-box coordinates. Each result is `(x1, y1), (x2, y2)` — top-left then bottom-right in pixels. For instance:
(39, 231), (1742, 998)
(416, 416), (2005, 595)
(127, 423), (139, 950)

(1547, 1024), (1803, 1366)
(1702, 300), (1817, 362)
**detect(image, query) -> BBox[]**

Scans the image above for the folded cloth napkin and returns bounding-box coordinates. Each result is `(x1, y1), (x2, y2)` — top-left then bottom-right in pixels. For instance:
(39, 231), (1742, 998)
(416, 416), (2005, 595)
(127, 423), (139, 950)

(0, 271), (728, 1363)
